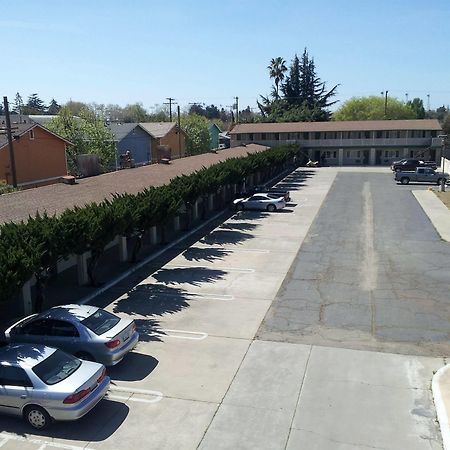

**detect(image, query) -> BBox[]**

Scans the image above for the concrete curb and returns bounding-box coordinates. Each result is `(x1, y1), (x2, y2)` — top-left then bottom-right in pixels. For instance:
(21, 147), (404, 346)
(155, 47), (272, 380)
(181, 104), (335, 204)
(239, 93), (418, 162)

(432, 364), (450, 450)
(412, 190), (450, 242)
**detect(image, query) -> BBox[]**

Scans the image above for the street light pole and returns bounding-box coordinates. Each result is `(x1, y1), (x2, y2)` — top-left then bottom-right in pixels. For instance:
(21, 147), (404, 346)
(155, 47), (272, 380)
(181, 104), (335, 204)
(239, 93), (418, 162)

(438, 134), (447, 192)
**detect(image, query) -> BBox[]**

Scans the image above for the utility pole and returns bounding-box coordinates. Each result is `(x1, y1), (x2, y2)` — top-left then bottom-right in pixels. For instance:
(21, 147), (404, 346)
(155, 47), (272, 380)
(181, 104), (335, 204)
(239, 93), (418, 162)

(438, 134), (447, 192)
(234, 96), (239, 123)
(177, 105), (182, 157)
(164, 97), (177, 121)
(2, 97), (18, 187)
(384, 90), (388, 118)
(427, 94), (430, 112)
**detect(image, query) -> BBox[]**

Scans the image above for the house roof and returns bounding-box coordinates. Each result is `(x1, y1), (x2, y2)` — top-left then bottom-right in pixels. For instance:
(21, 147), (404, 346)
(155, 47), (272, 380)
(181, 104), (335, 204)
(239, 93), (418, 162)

(0, 122), (72, 150)
(209, 122), (222, 133)
(229, 119), (442, 134)
(108, 123), (152, 142)
(28, 115), (59, 125)
(139, 122), (186, 138)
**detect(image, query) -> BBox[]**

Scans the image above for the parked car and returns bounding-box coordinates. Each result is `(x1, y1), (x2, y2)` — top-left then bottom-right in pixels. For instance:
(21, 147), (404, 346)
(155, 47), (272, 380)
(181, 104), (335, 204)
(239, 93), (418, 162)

(233, 193), (286, 211)
(0, 344), (109, 429)
(235, 186), (291, 202)
(391, 159), (437, 172)
(395, 167), (449, 185)
(4, 304), (139, 366)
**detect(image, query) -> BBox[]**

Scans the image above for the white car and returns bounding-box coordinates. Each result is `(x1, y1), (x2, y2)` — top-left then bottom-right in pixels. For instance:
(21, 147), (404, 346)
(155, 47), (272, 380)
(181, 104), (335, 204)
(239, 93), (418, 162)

(233, 193), (286, 212)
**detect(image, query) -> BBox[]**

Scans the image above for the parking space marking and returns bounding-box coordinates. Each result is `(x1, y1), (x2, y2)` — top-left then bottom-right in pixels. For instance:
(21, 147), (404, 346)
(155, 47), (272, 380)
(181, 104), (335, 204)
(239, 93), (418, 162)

(164, 264), (255, 273)
(0, 433), (94, 450)
(149, 328), (208, 340)
(0, 438), (8, 448)
(108, 386), (164, 403)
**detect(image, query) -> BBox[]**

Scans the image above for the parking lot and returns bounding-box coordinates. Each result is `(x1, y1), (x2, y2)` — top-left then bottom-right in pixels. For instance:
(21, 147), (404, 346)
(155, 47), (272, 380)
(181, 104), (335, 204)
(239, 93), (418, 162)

(0, 167), (445, 449)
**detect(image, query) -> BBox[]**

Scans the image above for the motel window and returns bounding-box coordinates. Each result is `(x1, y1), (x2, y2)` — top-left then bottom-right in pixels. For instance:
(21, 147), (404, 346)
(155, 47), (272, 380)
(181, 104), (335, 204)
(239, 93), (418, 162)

(357, 151), (361, 157)
(303, 132), (309, 140)
(342, 132), (350, 139)
(395, 151), (400, 157)
(431, 131), (437, 138)
(274, 133), (280, 140)
(385, 150), (389, 157)
(346, 151), (350, 158)
(376, 131), (382, 139)
(236, 134), (241, 141)
(261, 133), (266, 140)
(333, 151), (337, 158)
(410, 150), (414, 157)
(313, 132), (320, 140)
(29, 129), (34, 140)
(364, 131), (371, 139)
(248, 133), (253, 140)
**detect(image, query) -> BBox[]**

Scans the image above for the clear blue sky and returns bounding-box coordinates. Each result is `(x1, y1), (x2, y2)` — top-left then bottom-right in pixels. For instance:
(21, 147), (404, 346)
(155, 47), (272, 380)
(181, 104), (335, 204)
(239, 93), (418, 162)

(2, 0), (450, 112)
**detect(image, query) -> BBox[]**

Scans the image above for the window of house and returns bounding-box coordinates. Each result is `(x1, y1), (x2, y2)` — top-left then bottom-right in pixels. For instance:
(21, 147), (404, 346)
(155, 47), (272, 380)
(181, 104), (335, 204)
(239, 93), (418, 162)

(29, 129), (34, 140)
(236, 134), (241, 141)
(431, 131), (437, 138)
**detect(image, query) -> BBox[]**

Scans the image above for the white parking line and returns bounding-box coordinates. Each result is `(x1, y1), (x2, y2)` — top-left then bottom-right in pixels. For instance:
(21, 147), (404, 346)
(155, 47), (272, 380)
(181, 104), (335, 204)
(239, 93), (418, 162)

(108, 386), (164, 403)
(149, 328), (209, 340)
(0, 439), (8, 448)
(164, 264), (255, 273)
(0, 433), (94, 450)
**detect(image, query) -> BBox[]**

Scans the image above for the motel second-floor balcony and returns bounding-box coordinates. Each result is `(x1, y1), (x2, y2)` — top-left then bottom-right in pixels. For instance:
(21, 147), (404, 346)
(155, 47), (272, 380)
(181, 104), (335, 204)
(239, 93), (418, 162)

(234, 136), (435, 149)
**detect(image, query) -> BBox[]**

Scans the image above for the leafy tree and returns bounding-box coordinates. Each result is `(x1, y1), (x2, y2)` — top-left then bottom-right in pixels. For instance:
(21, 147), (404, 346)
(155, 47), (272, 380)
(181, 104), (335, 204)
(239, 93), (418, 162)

(407, 98), (425, 119)
(332, 96), (416, 121)
(47, 99), (61, 115)
(13, 93), (24, 115)
(442, 114), (450, 136)
(259, 49), (338, 122)
(64, 100), (90, 116)
(23, 93), (46, 114)
(188, 104), (206, 116)
(180, 114), (211, 155)
(47, 107), (115, 174)
(122, 103), (150, 122)
(267, 57), (287, 98)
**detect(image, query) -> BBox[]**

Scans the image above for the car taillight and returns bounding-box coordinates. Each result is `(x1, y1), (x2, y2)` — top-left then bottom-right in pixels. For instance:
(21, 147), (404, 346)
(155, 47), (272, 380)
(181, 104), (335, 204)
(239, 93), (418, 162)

(105, 339), (121, 349)
(97, 367), (106, 384)
(63, 388), (91, 404)
(131, 322), (137, 333)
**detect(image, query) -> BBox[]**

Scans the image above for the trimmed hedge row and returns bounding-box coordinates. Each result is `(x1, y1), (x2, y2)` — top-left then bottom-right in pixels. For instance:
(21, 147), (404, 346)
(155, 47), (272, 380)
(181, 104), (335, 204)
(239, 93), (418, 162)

(0, 145), (299, 303)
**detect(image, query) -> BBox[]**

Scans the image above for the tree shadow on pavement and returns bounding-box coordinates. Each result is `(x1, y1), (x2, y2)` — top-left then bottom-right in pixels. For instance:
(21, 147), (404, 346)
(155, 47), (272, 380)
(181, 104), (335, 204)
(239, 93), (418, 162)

(218, 222), (259, 232)
(182, 247), (232, 262)
(200, 229), (254, 246)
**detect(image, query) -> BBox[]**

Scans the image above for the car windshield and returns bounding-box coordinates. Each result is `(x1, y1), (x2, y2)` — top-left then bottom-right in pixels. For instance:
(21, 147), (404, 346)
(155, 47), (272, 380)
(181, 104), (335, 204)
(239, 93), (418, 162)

(81, 309), (120, 335)
(32, 350), (81, 385)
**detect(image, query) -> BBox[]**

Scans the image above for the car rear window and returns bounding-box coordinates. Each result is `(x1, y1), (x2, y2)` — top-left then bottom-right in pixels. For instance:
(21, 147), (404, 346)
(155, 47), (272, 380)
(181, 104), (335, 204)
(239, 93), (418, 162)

(32, 350), (81, 385)
(81, 309), (120, 335)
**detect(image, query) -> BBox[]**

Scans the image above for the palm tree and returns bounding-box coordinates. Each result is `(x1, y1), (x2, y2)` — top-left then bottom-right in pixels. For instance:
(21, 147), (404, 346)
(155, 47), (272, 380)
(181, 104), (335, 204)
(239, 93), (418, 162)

(267, 57), (287, 98)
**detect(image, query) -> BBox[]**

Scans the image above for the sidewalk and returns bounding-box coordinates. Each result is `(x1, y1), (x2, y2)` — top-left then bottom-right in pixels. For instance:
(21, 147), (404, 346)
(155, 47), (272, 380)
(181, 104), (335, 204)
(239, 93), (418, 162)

(414, 188), (450, 448)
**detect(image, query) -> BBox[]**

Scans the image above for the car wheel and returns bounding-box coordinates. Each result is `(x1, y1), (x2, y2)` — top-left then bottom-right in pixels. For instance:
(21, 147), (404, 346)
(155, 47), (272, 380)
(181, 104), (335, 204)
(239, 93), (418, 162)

(267, 204), (276, 212)
(25, 405), (51, 430)
(75, 352), (95, 362)
(400, 177), (409, 185)
(236, 203), (244, 211)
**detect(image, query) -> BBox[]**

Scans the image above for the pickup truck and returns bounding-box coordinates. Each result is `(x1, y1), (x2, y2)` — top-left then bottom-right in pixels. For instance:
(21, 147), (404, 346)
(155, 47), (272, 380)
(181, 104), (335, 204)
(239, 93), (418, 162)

(391, 159), (437, 172)
(395, 167), (448, 185)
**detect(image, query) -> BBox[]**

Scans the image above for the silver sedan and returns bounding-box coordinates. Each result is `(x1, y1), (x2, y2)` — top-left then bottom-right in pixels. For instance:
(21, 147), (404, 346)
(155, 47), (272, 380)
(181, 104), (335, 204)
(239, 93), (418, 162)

(233, 193), (286, 212)
(5, 304), (139, 366)
(0, 344), (110, 429)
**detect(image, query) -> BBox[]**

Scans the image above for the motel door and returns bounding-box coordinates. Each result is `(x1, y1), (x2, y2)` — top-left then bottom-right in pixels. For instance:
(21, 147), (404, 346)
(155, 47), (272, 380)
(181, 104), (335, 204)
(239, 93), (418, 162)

(376, 150), (382, 165)
(363, 150), (369, 165)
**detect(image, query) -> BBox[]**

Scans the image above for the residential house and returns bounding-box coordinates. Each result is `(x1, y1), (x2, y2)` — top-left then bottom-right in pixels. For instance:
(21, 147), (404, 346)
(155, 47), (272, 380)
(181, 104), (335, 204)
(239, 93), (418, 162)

(0, 123), (70, 186)
(229, 119), (443, 165)
(208, 123), (222, 150)
(139, 122), (186, 161)
(108, 123), (153, 167)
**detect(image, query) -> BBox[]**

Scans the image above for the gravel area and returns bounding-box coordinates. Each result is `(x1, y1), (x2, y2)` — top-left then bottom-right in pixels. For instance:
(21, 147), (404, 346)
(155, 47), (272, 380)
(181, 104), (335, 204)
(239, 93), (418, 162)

(434, 190), (450, 209)
(0, 144), (268, 224)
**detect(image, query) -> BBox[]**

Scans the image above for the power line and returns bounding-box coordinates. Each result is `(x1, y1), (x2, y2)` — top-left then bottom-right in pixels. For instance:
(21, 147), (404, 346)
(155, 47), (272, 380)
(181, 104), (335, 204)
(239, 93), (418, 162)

(163, 97), (177, 121)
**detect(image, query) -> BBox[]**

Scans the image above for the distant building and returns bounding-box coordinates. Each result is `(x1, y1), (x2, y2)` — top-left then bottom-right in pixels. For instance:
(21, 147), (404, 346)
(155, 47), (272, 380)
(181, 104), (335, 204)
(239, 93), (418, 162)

(229, 119), (443, 165)
(0, 123), (70, 187)
(219, 132), (231, 149)
(108, 123), (153, 167)
(139, 122), (186, 161)
(208, 123), (222, 150)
